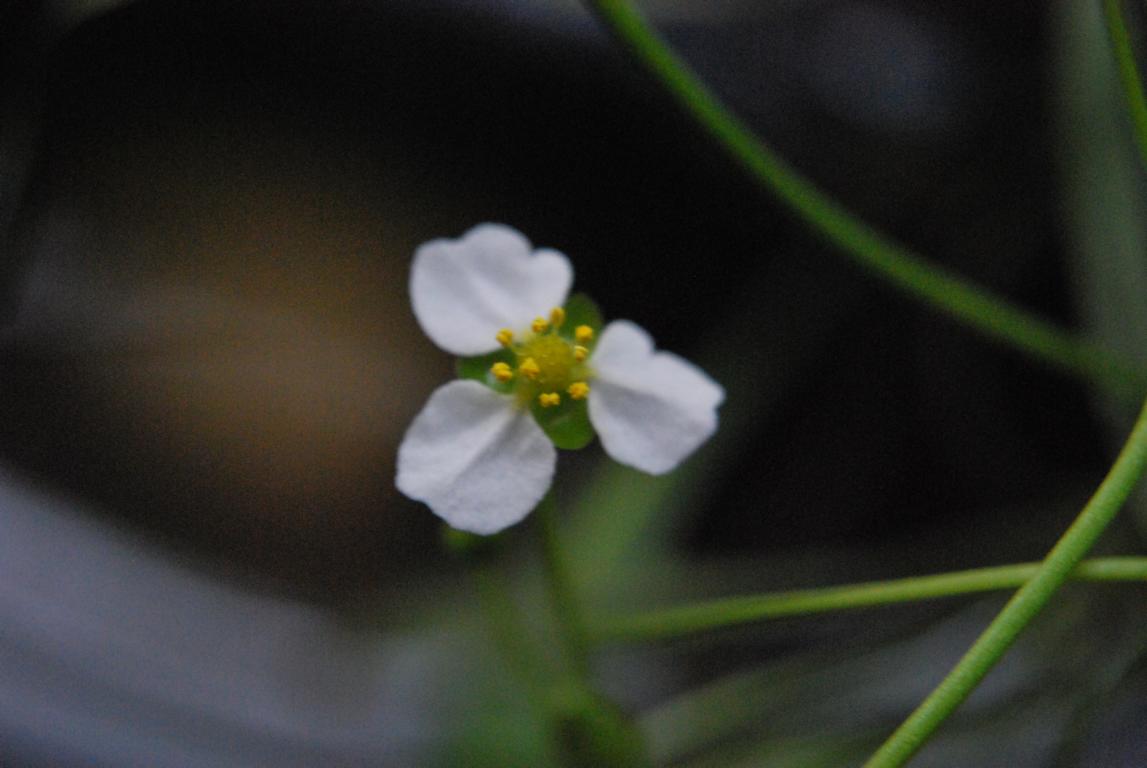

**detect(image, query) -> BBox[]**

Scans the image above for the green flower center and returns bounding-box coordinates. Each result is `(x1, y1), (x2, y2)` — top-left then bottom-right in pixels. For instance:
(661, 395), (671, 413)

(521, 334), (577, 389)
(490, 307), (594, 408)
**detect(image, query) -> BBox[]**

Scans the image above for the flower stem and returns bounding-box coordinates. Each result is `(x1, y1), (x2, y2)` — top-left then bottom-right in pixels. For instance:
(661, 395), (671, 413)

(536, 492), (592, 681)
(591, 557), (1147, 643)
(1104, 0), (1147, 172)
(863, 396), (1147, 767)
(473, 564), (552, 706)
(583, 0), (1147, 397)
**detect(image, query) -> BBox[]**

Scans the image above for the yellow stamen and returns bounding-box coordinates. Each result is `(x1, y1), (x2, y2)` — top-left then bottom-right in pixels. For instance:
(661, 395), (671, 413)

(574, 345), (589, 362)
(575, 325), (594, 344)
(567, 381), (589, 400)
(490, 362), (513, 382)
(532, 317), (549, 334)
(496, 328), (514, 347)
(519, 357), (541, 380)
(538, 392), (561, 408)
(549, 306), (566, 328)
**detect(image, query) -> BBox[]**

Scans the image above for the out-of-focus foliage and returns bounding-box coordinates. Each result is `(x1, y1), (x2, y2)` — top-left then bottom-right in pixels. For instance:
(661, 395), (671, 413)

(1059, 0), (1147, 530)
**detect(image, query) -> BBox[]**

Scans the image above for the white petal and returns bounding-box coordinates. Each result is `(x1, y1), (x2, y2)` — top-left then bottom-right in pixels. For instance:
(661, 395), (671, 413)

(410, 223), (573, 356)
(396, 380), (556, 534)
(588, 320), (725, 475)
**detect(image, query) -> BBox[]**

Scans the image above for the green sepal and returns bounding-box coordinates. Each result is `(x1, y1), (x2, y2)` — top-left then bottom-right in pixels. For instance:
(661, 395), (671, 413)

(455, 348), (516, 394)
(559, 293), (604, 351)
(531, 396), (595, 450)
(440, 524), (502, 559)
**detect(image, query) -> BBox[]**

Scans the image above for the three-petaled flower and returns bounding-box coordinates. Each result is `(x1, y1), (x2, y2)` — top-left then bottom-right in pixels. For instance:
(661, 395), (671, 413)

(396, 224), (724, 534)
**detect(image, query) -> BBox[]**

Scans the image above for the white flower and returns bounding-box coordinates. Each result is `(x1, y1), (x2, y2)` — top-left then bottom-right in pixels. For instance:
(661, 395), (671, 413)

(396, 223), (724, 535)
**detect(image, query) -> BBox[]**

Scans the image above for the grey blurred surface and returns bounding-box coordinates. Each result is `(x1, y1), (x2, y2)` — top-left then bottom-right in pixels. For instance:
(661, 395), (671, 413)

(0, 465), (455, 767)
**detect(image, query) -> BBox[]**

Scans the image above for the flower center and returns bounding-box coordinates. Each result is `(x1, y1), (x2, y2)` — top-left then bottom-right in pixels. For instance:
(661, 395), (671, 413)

(521, 334), (575, 389)
(492, 308), (593, 408)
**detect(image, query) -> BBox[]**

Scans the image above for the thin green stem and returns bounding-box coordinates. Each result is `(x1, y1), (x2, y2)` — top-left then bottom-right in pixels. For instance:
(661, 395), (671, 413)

(536, 498), (654, 767)
(1105, 0), (1147, 171)
(584, 0), (1147, 397)
(536, 493), (592, 681)
(473, 564), (552, 705)
(591, 557), (1147, 643)
(864, 396), (1147, 767)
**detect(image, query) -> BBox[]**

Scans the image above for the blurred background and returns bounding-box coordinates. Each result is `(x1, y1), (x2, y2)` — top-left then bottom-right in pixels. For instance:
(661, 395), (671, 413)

(1, 0), (1146, 765)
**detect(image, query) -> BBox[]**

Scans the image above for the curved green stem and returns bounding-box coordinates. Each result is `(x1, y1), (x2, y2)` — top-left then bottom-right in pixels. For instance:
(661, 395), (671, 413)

(592, 557), (1147, 644)
(1105, 0), (1147, 171)
(864, 396), (1147, 767)
(584, 0), (1147, 397)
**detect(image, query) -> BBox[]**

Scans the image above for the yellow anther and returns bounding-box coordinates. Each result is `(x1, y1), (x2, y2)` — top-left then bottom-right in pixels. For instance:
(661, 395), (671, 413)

(575, 325), (594, 344)
(549, 306), (566, 328)
(574, 345), (589, 362)
(531, 317), (550, 334)
(490, 362), (514, 383)
(567, 381), (589, 400)
(538, 392), (561, 408)
(496, 328), (514, 347)
(519, 357), (541, 380)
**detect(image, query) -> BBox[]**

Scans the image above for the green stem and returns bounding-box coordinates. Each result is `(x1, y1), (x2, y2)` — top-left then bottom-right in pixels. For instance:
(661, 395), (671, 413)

(1104, 0), (1147, 171)
(584, 0), (1147, 397)
(864, 396), (1147, 767)
(591, 557), (1147, 643)
(537, 493), (592, 681)
(473, 564), (552, 705)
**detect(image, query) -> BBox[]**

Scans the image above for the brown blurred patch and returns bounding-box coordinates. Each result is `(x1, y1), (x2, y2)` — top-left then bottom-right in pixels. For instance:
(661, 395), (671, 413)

(4, 105), (451, 594)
